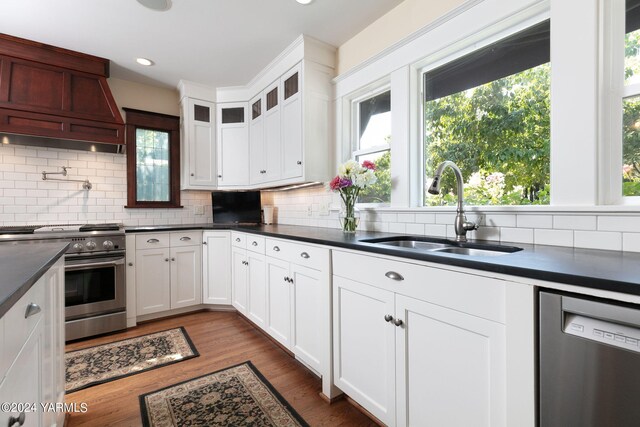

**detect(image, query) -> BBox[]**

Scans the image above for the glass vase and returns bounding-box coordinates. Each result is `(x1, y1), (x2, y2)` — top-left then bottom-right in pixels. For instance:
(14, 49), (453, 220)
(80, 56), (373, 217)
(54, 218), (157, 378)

(339, 194), (359, 233)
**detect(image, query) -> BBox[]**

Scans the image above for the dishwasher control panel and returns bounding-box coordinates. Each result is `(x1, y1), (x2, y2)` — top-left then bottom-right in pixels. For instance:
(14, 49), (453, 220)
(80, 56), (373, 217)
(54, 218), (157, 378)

(564, 313), (640, 353)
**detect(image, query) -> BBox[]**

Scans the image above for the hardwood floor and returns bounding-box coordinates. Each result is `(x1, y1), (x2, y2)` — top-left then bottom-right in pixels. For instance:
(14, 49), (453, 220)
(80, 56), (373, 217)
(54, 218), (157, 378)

(65, 311), (377, 427)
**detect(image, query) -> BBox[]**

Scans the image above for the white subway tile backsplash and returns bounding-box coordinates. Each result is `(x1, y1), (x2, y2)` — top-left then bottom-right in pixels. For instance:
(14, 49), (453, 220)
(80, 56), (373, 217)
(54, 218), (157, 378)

(534, 229), (574, 247)
(497, 227), (534, 244)
(424, 224), (447, 237)
(396, 213), (415, 223)
(597, 216), (640, 232)
(484, 214), (516, 227)
(517, 214), (553, 229)
(623, 233), (640, 252)
(415, 213), (436, 224)
(553, 215), (597, 231)
(388, 222), (406, 234)
(574, 231), (622, 251)
(405, 223), (425, 235)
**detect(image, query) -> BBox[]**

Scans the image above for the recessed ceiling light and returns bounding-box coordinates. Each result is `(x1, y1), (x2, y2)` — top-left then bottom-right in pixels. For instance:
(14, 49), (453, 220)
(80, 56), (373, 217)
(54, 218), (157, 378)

(136, 57), (154, 66)
(296, 0), (313, 4)
(136, 0), (172, 12)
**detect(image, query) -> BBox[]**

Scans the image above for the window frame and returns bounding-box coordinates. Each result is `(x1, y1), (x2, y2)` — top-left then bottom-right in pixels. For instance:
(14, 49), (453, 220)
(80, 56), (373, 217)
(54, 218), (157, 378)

(124, 108), (182, 209)
(350, 84), (392, 207)
(417, 18), (551, 208)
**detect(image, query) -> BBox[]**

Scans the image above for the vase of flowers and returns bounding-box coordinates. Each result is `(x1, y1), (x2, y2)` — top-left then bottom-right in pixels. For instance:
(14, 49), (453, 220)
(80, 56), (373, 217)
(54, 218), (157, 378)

(329, 159), (377, 233)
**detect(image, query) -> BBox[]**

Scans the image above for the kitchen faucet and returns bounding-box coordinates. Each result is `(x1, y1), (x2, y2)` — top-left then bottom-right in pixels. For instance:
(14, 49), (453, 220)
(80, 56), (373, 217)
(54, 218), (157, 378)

(427, 161), (479, 242)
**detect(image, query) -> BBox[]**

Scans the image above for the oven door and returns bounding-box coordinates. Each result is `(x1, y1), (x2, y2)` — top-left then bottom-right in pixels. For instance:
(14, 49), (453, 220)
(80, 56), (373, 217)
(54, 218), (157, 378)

(65, 253), (126, 320)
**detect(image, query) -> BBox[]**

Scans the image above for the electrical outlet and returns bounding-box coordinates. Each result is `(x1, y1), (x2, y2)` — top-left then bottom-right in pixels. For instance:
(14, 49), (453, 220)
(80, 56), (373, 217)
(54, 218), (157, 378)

(307, 204), (313, 216)
(319, 203), (330, 216)
(194, 205), (204, 215)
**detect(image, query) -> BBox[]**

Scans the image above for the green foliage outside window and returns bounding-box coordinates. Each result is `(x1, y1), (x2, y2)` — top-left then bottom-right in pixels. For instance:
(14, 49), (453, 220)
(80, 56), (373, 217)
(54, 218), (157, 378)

(424, 63), (551, 206)
(623, 29), (640, 197)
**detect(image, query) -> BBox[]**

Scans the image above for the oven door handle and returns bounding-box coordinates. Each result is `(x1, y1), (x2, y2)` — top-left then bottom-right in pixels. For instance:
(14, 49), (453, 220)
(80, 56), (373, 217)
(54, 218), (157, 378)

(66, 258), (125, 270)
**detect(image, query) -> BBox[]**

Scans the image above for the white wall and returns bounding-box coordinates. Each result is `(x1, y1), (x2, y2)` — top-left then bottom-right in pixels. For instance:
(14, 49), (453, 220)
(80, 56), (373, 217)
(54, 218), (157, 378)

(336, 0), (467, 75)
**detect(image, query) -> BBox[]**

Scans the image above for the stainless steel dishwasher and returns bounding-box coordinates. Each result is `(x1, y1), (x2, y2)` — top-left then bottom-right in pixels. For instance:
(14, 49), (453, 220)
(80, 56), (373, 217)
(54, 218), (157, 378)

(540, 291), (640, 427)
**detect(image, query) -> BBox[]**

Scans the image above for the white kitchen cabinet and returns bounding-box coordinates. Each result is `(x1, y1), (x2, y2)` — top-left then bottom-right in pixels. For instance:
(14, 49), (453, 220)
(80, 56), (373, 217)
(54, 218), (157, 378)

(265, 256), (292, 348)
(170, 245), (202, 309)
(202, 231), (232, 305)
(135, 231), (202, 316)
(249, 93), (265, 184)
(261, 81), (283, 184)
(180, 97), (217, 189)
(231, 246), (249, 314)
(332, 249), (518, 427)
(231, 234), (266, 321)
(280, 63), (303, 180)
(0, 258), (65, 427)
(332, 276), (396, 425)
(217, 102), (249, 187)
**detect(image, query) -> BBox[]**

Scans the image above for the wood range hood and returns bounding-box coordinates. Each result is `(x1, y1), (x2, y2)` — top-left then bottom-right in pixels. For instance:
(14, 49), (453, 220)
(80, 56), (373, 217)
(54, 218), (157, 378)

(0, 33), (125, 153)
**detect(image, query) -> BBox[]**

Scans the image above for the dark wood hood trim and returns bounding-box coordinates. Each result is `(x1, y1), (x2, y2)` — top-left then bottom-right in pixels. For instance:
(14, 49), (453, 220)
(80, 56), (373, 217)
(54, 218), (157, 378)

(0, 33), (124, 146)
(0, 33), (109, 77)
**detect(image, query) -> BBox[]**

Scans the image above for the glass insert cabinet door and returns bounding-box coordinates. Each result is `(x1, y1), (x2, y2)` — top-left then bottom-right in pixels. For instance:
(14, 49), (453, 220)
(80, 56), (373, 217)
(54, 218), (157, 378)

(135, 128), (170, 202)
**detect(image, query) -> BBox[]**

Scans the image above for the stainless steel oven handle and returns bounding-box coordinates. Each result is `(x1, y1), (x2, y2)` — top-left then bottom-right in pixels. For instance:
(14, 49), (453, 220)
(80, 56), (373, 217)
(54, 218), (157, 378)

(66, 258), (125, 270)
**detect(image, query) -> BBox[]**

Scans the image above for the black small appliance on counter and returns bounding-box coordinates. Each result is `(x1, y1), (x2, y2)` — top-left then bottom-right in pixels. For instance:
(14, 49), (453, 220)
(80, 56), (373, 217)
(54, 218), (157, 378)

(211, 190), (262, 224)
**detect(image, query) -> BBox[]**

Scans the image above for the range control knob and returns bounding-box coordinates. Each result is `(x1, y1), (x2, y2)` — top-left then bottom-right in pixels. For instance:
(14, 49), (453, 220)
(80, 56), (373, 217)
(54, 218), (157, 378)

(103, 240), (114, 250)
(85, 241), (97, 251)
(72, 243), (84, 251)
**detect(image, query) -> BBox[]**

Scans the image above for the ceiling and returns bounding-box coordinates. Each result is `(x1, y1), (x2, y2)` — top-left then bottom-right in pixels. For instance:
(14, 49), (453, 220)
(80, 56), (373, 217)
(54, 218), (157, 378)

(0, 0), (404, 89)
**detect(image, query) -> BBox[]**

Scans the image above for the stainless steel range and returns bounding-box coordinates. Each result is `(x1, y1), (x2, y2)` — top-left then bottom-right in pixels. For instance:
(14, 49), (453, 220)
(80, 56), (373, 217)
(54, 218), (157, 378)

(0, 223), (126, 341)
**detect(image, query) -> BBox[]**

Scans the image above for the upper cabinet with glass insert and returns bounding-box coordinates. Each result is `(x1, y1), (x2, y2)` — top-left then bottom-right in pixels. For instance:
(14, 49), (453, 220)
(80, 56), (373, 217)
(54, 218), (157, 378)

(217, 102), (249, 187)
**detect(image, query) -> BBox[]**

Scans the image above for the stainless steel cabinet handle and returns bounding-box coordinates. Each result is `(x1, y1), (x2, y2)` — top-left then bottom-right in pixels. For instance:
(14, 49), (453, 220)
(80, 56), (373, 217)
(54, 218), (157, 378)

(284, 276), (288, 282)
(296, 160), (302, 165)
(273, 246), (280, 252)
(147, 238), (160, 243)
(252, 241), (258, 246)
(8, 412), (26, 426)
(180, 236), (191, 241)
(385, 271), (404, 281)
(165, 258), (169, 262)
(218, 174), (222, 178)
(384, 314), (394, 323)
(236, 238), (241, 242)
(190, 173), (194, 176)
(128, 262), (133, 267)
(171, 257), (176, 261)
(25, 303), (41, 319)
(300, 252), (310, 259)
(393, 318), (404, 327)
(203, 241), (207, 245)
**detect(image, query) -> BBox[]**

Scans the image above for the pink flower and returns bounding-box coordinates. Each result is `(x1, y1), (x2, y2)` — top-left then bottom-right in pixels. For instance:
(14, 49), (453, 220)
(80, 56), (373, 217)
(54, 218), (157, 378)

(329, 176), (352, 191)
(362, 160), (376, 171)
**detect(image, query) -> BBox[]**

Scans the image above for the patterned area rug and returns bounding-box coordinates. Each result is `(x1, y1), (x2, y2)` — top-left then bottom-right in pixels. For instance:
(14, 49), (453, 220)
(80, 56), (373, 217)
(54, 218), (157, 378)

(66, 327), (199, 393)
(139, 361), (309, 427)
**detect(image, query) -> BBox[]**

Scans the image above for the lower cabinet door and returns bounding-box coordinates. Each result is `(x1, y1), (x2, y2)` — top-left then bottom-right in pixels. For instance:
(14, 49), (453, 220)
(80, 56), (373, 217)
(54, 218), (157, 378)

(265, 257), (292, 348)
(170, 245), (202, 309)
(0, 320), (43, 427)
(202, 232), (232, 305)
(291, 264), (322, 373)
(395, 294), (506, 427)
(333, 276), (396, 426)
(136, 248), (171, 315)
(231, 247), (248, 314)
(247, 253), (267, 328)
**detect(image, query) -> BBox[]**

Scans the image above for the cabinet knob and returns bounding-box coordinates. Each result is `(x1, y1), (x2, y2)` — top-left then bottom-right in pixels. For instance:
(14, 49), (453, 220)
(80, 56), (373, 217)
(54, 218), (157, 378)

(203, 241), (207, 245)
(384, 314), (394, 323)
(393, 318), (404, 327)
(252, 241), (258, 246)
(8, 412), (26, 427)
(171, 257), (176, 261)
(385, 271), (404, 281)
(273, 246), (280, 252)
(25, 303), (41, 319)
(165, 258), (169, 262)
(296, 160), (302, 165)
(128, 262), (134, 267)
(218, 174), (222, 178)
(300, 252), (310, 259)
(236, 238), (241, 242)
(284, 275), (288, 282)
(190, 173), (194, 176)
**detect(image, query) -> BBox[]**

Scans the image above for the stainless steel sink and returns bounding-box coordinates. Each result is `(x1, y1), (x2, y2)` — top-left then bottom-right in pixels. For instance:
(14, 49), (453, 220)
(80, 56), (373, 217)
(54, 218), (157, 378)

(359, 236), (522, 257)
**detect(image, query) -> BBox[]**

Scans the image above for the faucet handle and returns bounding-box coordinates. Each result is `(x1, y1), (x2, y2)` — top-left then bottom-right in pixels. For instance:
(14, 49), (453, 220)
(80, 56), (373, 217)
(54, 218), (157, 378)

(463, 220), (479, 231)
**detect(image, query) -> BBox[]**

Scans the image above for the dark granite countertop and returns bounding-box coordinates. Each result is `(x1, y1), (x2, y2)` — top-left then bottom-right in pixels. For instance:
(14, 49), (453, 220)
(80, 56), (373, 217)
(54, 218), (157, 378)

(0, 241), (68, 319)
(126, 223), (640, 296)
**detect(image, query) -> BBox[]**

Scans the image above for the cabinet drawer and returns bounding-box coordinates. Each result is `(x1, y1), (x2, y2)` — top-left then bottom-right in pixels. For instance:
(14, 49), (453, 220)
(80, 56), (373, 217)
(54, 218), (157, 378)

(3, 281), (45, 373)
(332, 250), (505, 323)
(246, 235), (265, 254)
(231, 232), (246, 249)
(265, 238), (328, 271)
(136, 233), (170, 249)
(170, 231), (202, 247)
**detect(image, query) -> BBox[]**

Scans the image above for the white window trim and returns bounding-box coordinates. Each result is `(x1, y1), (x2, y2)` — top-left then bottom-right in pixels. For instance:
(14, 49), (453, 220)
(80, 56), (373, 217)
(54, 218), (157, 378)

(349, 83), (391, 207)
